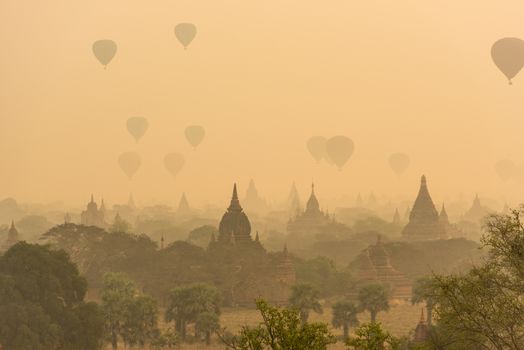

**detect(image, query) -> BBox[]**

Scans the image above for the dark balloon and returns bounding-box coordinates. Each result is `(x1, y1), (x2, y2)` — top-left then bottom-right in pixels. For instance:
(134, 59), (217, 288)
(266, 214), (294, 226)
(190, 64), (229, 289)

(118, 152), (141, 179)
(164, 153), (185, 177)
(92, 40), (117, 68)
(126, 117), (149, 143)
(175, 23), (197, 49)
(306, 136), (327, 163)
(185, 126), (205, 149)
(325, 136), (354, 170)
(388, 153), (410, 175)
(491, 38), (524, 85)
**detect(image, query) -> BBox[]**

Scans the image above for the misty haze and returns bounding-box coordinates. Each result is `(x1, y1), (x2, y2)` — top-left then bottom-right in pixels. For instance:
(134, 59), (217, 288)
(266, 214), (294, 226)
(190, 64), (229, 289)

(1, 1), (524, 349)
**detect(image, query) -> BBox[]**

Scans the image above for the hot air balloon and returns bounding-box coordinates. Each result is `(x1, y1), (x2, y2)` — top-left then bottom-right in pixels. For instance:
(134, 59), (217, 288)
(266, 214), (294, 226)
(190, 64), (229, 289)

(92, 40), (117, 68)
(494, 159), (517, 181)
(388, 153), (410, 176)
(306, 136), (327, 163)
(126, 117), (149, 143)
(164, 153), (185, 177)
(325, 136), (354, 170)
(118, 152), (141, 179)
(491, 38), (524, 85)
(185, 126), (205, 149)
(175, 23), (197, 49)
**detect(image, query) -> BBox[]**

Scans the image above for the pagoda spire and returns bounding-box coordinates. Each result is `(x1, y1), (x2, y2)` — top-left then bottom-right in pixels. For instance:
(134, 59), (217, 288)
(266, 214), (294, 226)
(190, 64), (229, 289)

(90, 194), (94, 203)
(255, 231), (260, 242)
(228, 183), (242, 211)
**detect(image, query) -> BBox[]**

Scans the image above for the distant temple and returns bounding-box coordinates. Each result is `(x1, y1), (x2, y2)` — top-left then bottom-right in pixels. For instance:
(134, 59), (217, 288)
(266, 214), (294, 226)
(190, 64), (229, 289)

(80, 195), (106, 228)
(355, 235), (412, 300)
(218, 184), (254, 244)
(272, 244), (297, 305)
(175, 192), (194, 218)
(413, 309), (430, 343)
(287, 184), (333, 237)
(287, 182), (301, 216)
(463, 194), (490, 224)
(1, 221), (20, 252)
(392, 208), (401, 225)
(243, 179), (268, 214)
(402, 175), (447, 241)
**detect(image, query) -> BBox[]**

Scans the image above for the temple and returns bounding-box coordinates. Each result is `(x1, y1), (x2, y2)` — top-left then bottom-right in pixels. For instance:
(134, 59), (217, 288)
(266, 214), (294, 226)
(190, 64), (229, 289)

(175, 192), (194, 218)
(218, 184), (253, 244)
(243, 179), (268, 215)
(463, 194), (490, 224)
(287, 184), (333, 237)
(80, 195), (106, 228)
(287, 182), (301, 216)
(402, 175), (446, 241)
(272, 244), (297, 305)
(1, 221), (20, 252)
(413, 309), (430, 343)
(354, 235), (412, 300)
(392, 208), (401, 225)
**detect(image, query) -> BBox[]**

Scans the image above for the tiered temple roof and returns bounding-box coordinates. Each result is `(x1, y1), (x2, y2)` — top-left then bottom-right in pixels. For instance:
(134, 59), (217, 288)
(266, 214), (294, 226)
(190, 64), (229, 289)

(218, 184), (252, 244)
(402, 175), (446, 241)
(287, 184), (333, 237)
(1, 221), (20, 252)
(356, 236), (412, 300)
(80, 195), (106, 228)
(413, 309), (430, 343)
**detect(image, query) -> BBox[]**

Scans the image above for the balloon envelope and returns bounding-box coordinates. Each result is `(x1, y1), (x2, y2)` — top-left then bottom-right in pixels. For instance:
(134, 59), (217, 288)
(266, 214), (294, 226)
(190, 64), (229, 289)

(92, 40), (117, 67)
(164, 153), (185, 177)
(491, 38), (524, 84)
(175, 23), (197, 49)
(325, 136), (354, 170)
(388, 153), (410, 175)
(126, 117), (149, 143)
(118, 152), (141, 179)
(306, 136), (327, 163)
(494, 159), (517, 181)
(185, 126), (205, 148)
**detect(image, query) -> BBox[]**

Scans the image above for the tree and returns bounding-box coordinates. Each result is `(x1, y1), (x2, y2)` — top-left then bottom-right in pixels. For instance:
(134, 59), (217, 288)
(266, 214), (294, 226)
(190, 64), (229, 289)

(428, 208), (524, 349)
(346, 322), (401, 350)
(101, 272), (135, 350)
(221, 299), (336, 350)
(0, 242), (104, 350)
(332, 301), (359, 340)
(358, 284), (389, 323)
(121, 295), (159, 348)
(411, 277), (435, 326)
(288, 283), (323, 324)
(165, 283), (221, 340)
(195, 311), (220, 345)
(151, 327), (179, 349)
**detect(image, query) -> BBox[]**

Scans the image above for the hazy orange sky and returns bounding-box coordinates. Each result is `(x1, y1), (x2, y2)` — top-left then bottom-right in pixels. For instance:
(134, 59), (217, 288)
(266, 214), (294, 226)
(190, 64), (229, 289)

(1, 0), (524, 207)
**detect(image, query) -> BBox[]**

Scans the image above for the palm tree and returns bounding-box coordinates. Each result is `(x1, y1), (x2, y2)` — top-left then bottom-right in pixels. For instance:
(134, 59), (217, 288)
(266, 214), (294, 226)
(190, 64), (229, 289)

(357, 284), (390, 322)
(331, 301), (359, 340)
(195, 312), (220, 345)
(289, 283), (323, 324)
(412, 277), (435, 326)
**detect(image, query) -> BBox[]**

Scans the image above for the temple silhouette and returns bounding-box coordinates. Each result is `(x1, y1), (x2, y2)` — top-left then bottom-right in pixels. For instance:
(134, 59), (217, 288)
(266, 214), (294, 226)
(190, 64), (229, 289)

(1, 221), (19, 252)
(80, 195), (106, 228)
(402, 175), (447, 241)
(287, 184), (334, 238)
(355, 235), (412, 300)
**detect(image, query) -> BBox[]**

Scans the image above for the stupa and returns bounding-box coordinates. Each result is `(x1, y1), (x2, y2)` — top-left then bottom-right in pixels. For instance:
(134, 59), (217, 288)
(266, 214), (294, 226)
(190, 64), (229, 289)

(402, 175), (446, 240)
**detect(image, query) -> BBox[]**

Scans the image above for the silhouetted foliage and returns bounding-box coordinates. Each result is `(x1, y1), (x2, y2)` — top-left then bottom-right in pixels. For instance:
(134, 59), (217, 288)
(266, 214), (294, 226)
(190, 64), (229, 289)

(0, 242), (104, 350)
(221, 300), (336, 350)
